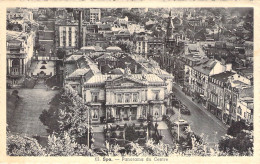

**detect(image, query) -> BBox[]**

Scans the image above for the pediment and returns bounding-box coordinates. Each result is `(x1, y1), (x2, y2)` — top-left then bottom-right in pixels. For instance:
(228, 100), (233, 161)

(107, 75), (146, 87)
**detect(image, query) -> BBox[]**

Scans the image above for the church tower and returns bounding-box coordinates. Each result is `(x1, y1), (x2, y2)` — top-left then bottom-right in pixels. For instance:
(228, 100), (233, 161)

(165, 10), (175, 48)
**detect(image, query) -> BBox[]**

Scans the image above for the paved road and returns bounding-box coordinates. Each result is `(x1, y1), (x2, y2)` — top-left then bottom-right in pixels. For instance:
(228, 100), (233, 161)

(171, 84), (227, 144)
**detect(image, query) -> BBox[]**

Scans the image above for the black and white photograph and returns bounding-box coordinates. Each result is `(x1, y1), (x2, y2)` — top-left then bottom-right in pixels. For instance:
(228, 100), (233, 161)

(5, 6), (254, 158)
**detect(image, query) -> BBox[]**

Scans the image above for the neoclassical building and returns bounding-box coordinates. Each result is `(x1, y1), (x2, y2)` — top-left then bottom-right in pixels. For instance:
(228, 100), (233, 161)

(83, 67), (169, 123)
(6, 30), (35, 87)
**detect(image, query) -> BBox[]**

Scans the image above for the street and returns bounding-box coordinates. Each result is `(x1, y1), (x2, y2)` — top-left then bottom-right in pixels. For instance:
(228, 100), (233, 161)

(171, 84), (227, 144)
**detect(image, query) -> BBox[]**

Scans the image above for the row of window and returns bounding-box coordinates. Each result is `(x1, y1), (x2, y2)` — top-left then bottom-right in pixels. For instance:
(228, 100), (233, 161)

(117, 93), (139, 103)
(90, 91), (160, 103)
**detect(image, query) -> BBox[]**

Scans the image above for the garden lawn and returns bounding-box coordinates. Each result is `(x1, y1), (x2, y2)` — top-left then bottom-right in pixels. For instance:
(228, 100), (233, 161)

(7, 88), (58, 137)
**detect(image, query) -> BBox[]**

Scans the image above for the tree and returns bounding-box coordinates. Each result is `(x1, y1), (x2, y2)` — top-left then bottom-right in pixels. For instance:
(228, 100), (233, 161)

(218, 131), (253, 156)
(39, 91), (72, 134)
(47, 132), (94, 156)
(115, 40), (135, 53)
(39, 85), (92, 144)
(57, 48), (66, 59)
(218, 121), (253, 156)
(7, 131), (95, 156)
(125, 125), (139, 141)
(7, 132), (45, 156)
(227, 121), (248, 137)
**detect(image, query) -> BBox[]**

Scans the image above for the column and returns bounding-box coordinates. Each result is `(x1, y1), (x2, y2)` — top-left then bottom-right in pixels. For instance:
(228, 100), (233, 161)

(20, 58), (23, 75)
(7, 59), (9, 75)
(22, 59), (25, 75)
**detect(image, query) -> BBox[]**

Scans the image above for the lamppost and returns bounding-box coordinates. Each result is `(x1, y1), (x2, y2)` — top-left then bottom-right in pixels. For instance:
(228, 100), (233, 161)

(173, 99), (181, 142)
(154, 113), (160, 143)
(85, 102), (91, 148)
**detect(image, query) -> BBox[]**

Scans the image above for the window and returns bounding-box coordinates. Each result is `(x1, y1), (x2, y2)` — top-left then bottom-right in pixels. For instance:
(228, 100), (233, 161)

(133, 93), (139, 102)
(142, 106), (146, 116)
(155, 111), (159, 117)
(125, 93), (131, 103)
(92, 109), (98, 119)
(91, 92), (99, 102)
(153, 91), (160, 100)
(12, 79), (17, 85)
(117, 94), (123, 103)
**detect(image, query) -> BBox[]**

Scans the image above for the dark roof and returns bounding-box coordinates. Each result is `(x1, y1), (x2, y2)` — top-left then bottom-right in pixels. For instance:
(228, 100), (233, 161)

(210, 71), (236, 83)
(193, 59), (216, 75)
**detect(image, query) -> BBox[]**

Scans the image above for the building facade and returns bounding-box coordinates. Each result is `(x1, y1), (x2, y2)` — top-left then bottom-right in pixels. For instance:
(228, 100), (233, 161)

(90, 9), (101, 24)
(84, 69), (167, 123)
(6, 30), (35, 87)
(207, 71), (235, 120)
(56, 25), (78, 49)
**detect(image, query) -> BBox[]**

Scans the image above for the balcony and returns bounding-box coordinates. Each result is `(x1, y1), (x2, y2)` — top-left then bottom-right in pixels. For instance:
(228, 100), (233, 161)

(7, 48), (26, 54)
(8, 72), (23, 77)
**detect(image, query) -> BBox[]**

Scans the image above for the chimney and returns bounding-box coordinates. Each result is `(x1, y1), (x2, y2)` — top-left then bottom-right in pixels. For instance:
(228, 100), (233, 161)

(78, 10), (83, 49)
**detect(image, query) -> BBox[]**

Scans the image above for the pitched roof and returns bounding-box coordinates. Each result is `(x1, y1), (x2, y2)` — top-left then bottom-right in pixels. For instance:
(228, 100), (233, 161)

(108, 68), (125, 74)
(81, 46), (96, 50)
(84, 74), (121, 85)
(66, 55), (84, 62)
(6, 30), (28, 42)
(210, 71), (236, 83)
(96, 53), (118, 61)
(106, 46), (122, 51)
(68, 68), (90, 78)
(193, 59), (217, 75)
(84, 73), (164, 86)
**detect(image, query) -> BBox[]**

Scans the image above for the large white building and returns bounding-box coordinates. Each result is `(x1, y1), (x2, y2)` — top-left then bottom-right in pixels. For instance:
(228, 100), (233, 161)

(57, 25), (78, 48)
(83, 67), (169, 123)
(6, 30), (35, 87)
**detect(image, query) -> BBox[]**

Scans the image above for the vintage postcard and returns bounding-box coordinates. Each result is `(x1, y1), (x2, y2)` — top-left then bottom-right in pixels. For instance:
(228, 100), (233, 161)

(0, 0), (259, 163)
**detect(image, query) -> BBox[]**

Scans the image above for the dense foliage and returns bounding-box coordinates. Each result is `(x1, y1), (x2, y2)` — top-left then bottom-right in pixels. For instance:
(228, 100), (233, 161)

(7, 131), (45, 156)
(7, 131), (94, 156)
(115, 40), (135, 53)
(218, 121), (253, 156)
(39, 85), (91, 144)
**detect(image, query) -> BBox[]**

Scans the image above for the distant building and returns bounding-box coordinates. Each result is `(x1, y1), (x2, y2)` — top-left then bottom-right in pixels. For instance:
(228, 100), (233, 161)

(207, 71), (236, 120)
(224, 81), (253, 125)
(237, 96), (253, 124)
(64, 54), (101, 95)
(6, 30), (35, 87)
(56, 25), (78, 49)
(186, 59), (232, 104)
(90, 8), (101, 24)
(147, 37), (165, 57)
(134, 33), (148, 57)
(7, 8), (34, 21)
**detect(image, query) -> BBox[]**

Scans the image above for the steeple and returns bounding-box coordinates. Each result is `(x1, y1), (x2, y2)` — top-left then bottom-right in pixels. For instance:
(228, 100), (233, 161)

(166, 10), (174, 40)
(165, 9), (175, 48)
(169, 10), (173, 18)
(167, 10), (174, 30)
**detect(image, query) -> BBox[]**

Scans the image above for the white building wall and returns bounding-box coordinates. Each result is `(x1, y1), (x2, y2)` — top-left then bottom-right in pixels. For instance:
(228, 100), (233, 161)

(232, 74), (251, 85)
(209, 62), (226, 76)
